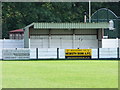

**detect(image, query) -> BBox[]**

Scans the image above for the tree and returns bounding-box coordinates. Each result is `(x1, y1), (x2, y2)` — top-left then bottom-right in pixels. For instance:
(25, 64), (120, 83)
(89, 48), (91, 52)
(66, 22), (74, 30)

(2, 2), (120, 38)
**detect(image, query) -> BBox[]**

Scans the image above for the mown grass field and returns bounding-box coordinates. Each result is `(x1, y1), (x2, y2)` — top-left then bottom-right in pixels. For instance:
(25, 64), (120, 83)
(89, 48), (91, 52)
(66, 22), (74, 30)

(2, 60), (118, 88)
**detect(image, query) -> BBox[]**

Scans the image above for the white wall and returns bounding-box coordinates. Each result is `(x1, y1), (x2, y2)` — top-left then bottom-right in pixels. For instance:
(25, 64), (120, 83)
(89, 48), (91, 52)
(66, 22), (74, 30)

(0, 39), (24, 48)
(38, 48), (57, 59)
(0, 49), (2, 60)
(74, 40), (98, 49)
(92, 49), (98, 59)
(119, 48), (120, 58)
(29, 48), (65, 59)
(59, 49), (65, 59)
(2, 48), (30, 60)
(118, 39), (120, 48)
(30, 39), (98, 49)
(0, 48), (119, 60)
(30, 48), (36, 59)
(0, 40), (3, 48)
(30, 35), (98, 49)
(102, 39), (118, 48)
(99, 48), (117, 58)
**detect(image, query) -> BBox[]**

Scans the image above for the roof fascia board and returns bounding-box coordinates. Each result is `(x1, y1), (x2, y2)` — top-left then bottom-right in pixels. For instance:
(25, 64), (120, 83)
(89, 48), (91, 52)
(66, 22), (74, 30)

(33, 23), (109, 29)
(25, 23), (34, 29)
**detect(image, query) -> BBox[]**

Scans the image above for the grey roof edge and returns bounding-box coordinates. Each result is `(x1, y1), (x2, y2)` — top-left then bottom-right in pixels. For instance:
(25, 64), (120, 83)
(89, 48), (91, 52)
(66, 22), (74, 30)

(24, 22), (34, 29)
(24, 22), (109, 29)
(33, 22), (108, 24)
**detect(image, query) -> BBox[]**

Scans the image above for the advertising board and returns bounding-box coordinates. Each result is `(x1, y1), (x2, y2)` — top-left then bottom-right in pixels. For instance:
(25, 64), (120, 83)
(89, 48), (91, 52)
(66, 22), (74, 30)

(2, 49), (30, 60)
(65, 49), (92, 59)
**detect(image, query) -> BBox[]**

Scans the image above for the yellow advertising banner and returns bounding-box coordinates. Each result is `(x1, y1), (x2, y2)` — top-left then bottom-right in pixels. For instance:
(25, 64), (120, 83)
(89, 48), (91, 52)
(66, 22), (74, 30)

(65, 49), (92, 59)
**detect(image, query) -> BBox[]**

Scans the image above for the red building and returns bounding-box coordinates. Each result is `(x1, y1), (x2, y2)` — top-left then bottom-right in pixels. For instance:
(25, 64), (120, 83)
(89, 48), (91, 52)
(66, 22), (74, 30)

(9, 29), (24, 39)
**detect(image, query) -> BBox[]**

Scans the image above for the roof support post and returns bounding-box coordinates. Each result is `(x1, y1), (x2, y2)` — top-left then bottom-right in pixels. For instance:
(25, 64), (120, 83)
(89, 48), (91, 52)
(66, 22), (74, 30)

(24, 27), (29, 48)
(72, 29), (75, 49)
(102, 28), (104, 39)
(60, 37), (62, 49)
(42, 38), (43, 48)
(48, 29), (51, 48)
(29, 38), (30, 49)
(98, 29), (103, 48)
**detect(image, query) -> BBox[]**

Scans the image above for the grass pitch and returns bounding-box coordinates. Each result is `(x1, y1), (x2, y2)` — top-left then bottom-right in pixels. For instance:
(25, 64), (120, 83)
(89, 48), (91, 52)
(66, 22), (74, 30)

(2, 60), (118, 88)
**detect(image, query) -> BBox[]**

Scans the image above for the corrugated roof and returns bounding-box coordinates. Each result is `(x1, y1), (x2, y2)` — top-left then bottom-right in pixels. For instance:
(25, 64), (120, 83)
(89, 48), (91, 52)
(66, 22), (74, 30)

(9, 29), (24, 33)
(33, 23), (109, 29)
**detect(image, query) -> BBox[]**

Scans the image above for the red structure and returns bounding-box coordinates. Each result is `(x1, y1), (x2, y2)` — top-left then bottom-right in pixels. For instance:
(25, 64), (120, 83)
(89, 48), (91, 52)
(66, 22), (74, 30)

(9, 29), (24, 39)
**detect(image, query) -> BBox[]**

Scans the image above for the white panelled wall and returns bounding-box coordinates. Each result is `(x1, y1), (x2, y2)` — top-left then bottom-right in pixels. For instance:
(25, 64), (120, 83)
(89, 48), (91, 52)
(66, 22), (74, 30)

(0, 49), (2, 59)
(38, 48), (57, 59)
(0, 39), (24, 48)
(30, 36), (98, 49)
(92, 49), (98, 59)
(99, 48), (117, 58)
(29, 48), (119, 59)
(102, 39), (118, 48)
(30, 48), (36, 59)
(1, 48), (119, 60)
(30, 29), (98, 49)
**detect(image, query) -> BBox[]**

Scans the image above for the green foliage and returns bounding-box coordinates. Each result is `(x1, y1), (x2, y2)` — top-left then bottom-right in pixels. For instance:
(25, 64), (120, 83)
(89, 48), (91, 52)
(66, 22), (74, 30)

(2, 2), (120, 38)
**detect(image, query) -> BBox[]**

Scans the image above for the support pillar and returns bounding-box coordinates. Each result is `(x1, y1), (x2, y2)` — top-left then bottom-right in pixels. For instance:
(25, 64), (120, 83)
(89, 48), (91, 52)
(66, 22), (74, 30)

(24, 27), (29, 48)
(48, 29), (51, 48)
(72, 29), (75, 49)
(98, 29), (103, 48)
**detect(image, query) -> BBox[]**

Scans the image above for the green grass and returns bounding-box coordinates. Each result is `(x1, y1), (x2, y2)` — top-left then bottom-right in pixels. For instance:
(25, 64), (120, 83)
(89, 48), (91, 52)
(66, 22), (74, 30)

(2, 60), (118, 88)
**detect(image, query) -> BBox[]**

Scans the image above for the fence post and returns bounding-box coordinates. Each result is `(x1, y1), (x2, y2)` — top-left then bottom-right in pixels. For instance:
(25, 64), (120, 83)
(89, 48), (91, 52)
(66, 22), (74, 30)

(57, 48), (59, 59)
(36, 48), (38, 60)
(117, 47), (119, 59)
(98, 48), (99, 60)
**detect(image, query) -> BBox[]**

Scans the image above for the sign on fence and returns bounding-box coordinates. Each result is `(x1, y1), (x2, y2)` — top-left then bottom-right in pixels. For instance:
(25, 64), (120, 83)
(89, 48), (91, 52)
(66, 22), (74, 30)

(2, 49), (30, 60)
(65, 49), (92, 59)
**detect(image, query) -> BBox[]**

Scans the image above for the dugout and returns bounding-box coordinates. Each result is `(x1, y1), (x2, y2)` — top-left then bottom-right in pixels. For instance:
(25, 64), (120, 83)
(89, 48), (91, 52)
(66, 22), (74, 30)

(24, 22), (109, 49)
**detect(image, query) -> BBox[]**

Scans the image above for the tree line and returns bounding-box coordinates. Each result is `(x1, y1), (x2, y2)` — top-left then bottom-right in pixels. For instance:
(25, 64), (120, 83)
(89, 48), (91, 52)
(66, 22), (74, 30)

(2, 2), (120, 38)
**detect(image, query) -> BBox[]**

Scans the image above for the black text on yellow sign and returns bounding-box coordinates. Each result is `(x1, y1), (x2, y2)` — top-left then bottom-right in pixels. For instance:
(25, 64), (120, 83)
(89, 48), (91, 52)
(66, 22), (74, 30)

(65, 49), (92, 59)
